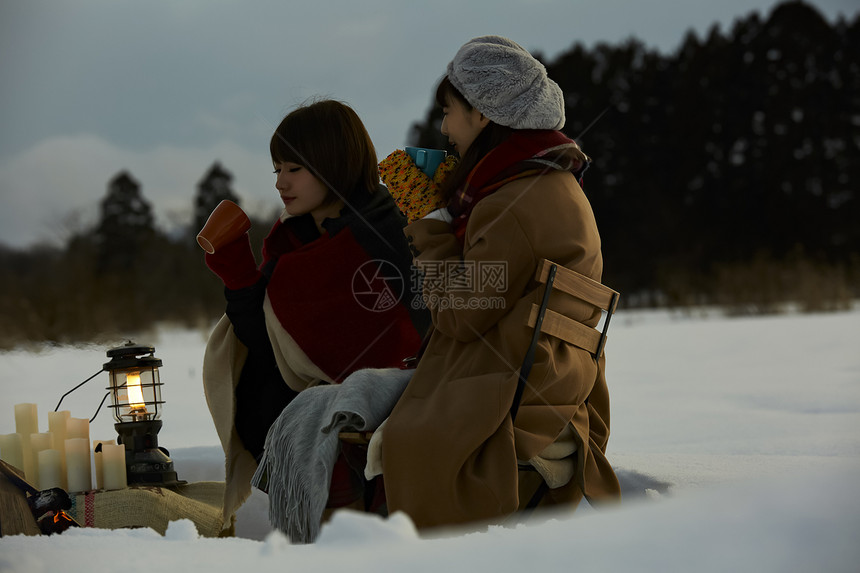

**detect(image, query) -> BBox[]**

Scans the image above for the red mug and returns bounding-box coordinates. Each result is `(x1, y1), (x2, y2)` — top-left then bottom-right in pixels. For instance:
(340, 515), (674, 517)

(196, 200), (251, 254)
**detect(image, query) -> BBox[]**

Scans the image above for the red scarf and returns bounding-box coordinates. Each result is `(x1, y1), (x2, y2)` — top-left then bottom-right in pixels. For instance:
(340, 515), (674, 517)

(449, 130), (588, 244)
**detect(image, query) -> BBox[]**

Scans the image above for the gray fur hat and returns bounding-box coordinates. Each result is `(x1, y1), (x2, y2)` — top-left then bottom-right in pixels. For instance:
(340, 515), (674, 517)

(447, 35), (565, 130)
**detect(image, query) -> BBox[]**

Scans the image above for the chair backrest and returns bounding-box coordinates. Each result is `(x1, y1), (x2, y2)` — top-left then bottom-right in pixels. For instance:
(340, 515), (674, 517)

(512, 260), (619, 422)
(526, 259), (619, 358)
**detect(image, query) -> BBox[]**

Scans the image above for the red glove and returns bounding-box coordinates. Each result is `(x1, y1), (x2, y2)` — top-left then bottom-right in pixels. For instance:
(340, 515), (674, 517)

(204, 233), (261, 290)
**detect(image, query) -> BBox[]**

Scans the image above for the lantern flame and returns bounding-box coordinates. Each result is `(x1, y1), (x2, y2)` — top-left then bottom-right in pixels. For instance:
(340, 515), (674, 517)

(126, 371), (148, 416)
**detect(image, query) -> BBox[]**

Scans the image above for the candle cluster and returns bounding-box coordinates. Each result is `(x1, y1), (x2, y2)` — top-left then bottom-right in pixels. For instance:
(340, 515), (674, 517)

(0, 403), (127, 493)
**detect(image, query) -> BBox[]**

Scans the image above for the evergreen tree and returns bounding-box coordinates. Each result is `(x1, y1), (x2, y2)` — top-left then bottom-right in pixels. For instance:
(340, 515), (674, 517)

(192, 161), (240, 237)
(94, 171), (156, 273)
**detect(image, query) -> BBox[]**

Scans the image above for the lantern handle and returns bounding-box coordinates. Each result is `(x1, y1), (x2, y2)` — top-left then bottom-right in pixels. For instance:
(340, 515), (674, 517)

(88, 392), (111, 423)
(54, 369), (103, 412)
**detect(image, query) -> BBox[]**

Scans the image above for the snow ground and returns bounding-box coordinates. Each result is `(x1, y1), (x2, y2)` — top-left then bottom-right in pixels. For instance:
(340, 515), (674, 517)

(1, 306), (859, 571)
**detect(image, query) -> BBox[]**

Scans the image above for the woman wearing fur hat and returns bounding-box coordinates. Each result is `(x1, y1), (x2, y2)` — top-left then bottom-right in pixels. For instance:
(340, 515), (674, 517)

(201, 99), (430, 531)
(378, 36), (621, 529)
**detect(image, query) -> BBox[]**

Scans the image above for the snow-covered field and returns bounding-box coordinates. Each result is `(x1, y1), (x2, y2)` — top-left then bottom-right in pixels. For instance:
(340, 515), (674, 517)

(2, 306), (859, 572)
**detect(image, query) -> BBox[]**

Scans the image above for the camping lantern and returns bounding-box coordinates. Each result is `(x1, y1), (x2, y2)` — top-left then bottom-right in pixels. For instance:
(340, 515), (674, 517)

(104, 342), (183, 486)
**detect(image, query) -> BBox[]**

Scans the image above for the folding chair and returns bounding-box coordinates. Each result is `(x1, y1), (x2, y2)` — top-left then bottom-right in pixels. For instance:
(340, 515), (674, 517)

(513, 259), (620, 512)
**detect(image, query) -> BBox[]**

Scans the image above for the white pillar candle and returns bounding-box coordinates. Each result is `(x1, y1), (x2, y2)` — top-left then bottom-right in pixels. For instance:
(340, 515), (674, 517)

(48, 410), (71, 435)
(92, 439), (114, 490)
(14, 403), (39, 435)
(37, 449), (63, 490)
(66, 417), (90, 441)
(14, 404), (38, 482)
(101, 443), (127, 491)
(48, 411), (70, 490)
(29, 432), (53, 489)
(65, 438), (92, 493)
(0, 433), (24, 472)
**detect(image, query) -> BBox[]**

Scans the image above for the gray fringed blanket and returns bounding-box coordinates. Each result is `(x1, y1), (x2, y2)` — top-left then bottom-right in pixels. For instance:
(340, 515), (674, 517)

(250, 367), (413, 543)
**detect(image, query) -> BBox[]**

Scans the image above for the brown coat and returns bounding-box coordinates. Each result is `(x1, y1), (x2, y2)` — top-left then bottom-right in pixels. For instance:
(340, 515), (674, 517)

(382, 170), (620, 529)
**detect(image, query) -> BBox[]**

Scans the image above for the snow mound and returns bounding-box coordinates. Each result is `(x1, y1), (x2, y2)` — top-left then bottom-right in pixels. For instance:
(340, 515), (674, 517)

(164, 518), (201, 541)
(315, 509), (420, 546)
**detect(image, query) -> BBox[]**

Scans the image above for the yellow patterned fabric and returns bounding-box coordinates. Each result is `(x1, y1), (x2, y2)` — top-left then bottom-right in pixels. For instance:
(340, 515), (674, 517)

(379, 150), (457, 223)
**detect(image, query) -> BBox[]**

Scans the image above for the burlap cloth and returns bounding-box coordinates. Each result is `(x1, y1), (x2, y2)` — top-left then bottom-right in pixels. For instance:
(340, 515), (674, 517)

(69, 482), (226, 537)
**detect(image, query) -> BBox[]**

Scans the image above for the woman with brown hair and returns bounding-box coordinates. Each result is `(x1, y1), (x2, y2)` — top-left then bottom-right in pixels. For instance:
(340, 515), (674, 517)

(202, 99), (429, 532)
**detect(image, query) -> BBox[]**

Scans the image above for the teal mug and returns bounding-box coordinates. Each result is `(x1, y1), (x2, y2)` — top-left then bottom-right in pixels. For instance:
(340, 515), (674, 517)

(405, 146), (447, 178)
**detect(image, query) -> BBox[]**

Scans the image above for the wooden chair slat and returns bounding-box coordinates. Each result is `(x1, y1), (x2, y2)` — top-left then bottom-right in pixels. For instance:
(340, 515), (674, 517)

(535, 260), (618, 311)
(527, 304), (603, 355)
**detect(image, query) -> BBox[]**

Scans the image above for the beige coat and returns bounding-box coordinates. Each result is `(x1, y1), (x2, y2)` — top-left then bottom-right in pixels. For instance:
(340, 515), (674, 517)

(202, 297), (332, 530)
(382, 170), (621, 529)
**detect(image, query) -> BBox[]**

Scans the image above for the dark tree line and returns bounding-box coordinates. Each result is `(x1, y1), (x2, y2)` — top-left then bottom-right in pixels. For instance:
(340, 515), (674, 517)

(411, 0), (859, 310)
(0, 162), (274, 348)
(0, 1), (856, 347)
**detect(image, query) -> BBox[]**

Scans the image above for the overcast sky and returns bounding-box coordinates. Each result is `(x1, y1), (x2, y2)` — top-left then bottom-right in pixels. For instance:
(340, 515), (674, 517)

(1, 0), (856, 249)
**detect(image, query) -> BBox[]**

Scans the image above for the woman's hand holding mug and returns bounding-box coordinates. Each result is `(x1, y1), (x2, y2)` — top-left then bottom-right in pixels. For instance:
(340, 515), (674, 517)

(199, 200), (261, 290)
